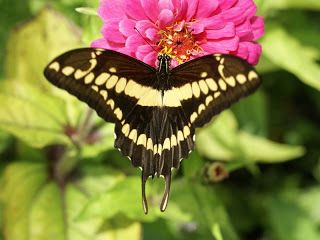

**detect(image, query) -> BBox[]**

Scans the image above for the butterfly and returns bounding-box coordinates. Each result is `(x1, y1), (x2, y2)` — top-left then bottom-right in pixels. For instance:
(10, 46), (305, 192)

(44, 48), (261, 213)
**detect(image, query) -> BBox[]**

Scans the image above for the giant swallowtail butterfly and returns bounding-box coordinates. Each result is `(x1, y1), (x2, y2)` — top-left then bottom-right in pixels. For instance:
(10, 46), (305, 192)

(44, 48), (261, 213)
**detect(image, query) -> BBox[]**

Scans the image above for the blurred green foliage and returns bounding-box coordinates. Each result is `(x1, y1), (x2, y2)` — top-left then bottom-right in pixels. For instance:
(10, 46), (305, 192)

(0, 0), (319, 239)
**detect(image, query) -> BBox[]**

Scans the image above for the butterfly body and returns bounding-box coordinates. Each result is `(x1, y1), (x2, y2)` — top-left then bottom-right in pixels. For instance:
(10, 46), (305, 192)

(44, 48), (261, 213)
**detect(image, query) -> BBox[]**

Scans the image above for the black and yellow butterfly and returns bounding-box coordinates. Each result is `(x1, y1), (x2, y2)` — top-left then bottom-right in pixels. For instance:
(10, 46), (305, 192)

(44, 48), (261, 213)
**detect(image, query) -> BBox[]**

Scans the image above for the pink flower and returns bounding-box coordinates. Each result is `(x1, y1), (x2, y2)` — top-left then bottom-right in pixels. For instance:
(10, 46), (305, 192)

(92, 0), (264, 67)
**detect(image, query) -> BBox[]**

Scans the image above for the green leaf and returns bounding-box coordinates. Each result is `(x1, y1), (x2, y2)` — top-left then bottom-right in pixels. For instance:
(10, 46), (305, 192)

(29, 183), (65, 240)
(239, 131), (305, 163)
(196, 111), (238, 161)
(66, 185), (142, 240)
(266, 197), (320, 240)
(5, 7), (82, 89)
(232, 91), (268, 136)
(0, 83), (69, 148)
(256, 0), (320, 12)
(75, 7), (98, 16)
(81, 120), (115, 159)
(170, 180), (239, 240)
(1, 162), (47, 240)
(78, 176), (190, 222)
(261, 27), (320, 91)
(298, 188), (320, 224)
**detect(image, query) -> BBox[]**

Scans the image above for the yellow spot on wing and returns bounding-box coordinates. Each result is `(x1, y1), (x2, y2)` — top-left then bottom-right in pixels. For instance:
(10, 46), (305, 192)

(157, 144), (163, 155)
(192, 82), (201, 98)
(114, 108), (123, 120)
(214, 92), (221, 98)
(236, 74), (247, 84)
(109, 67), (117, 73)
(205, 95), (213, 105)
(100, 90), (108, 100)
(198, 104), (205, 114)
(171, 135), (177, 147)
(163, 90), (181, 107)
(183, 126), (190, 138)
(106, 75), (118, 89)
(129, 129), (138, 142)
(95, 73), (110, 85)
(122, 124), (130, 136)
(225, 76), (236, 87)
(218, 79), (227, 91)
(248, 70), (258, 81)
(49, 62), (60, 71)
(91, 86), (99, 92)
(74, 59), (97, 79)
(137, 134), (147, 146)
(201, 72), (208, 78)
(206, 78), (218, 91)
(163, 138), (171, 150)
(115, 77), (127, 93)
(137, 89), (162, 107)
(199, 80), (209, 94)
(147, 138), (153, 150)
(177, 131), (184, 142)
(177, 84), (193, 100)
(190, 112), (198, 123)
(107, 99), (115, 109)
(62, 66), (75, 76)
(85, 73), (95, 84)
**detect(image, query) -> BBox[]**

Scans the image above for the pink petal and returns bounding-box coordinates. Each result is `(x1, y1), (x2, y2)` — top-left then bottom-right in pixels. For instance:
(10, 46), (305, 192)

(91, 38), (110, 49)
(117, 47), (135, 56)
(98, 0), (126, 20)
(201, 15), (226, 30)
(158, 0), (174, 10)
(125, 34), (145, 51)
(246, 42), (262, 65)
(188, 22), (205, 34)
(138, 45), (156, 53)
(202, 36), (239, 53)
(206, 22), (235, 39)
(217, 0), (237, 11)
(195, 0), (219, 19)
(119, 19), (136, 37)
(173, 0), (189, 21)
(143, 51), (157, 66)
(125, 0), (148, 20)
(101, 22), (125, 43)
(140, 0), (159, 22)
(145, 28), (159, 41)
(234, 42), (249, 60)
(135, 20), (157, 34)
(251, 16), (264, 40)
(174, 21), (185, 31)
(235, 20), (252, 38)
(186, 0), (199, 21)
(158, 9), (174, 28)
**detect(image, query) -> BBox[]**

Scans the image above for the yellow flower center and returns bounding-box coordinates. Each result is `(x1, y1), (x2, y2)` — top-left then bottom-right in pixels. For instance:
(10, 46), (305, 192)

(158, 22), (202, 64)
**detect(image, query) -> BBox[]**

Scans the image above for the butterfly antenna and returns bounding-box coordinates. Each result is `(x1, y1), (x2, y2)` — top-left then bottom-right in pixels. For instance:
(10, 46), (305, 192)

(134, 27), (159, 54)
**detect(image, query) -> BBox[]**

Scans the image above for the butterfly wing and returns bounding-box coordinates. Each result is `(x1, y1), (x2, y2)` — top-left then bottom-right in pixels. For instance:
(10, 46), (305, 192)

(170, 54), (261, 128)
(44, 48), (157, 124)
(44, 48), (183, 213)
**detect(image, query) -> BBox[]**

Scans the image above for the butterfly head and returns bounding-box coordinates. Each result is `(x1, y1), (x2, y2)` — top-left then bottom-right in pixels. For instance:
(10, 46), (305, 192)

(157, 54), (171, 73)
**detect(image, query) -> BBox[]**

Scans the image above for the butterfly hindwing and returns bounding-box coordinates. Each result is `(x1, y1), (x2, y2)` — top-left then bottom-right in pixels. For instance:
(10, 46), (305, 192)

(44, 48), (157, 124)
(114, 105), (195, 212)
(170, 54), (261, 128)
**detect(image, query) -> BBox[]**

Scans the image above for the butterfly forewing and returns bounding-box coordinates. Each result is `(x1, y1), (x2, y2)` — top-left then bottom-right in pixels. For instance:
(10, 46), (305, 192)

(44, 48), (157, 123)
(170, 54), (261, 128)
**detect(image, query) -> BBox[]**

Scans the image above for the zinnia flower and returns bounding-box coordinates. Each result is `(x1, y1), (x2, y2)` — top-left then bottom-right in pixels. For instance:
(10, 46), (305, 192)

(92, 0), (264, 67)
